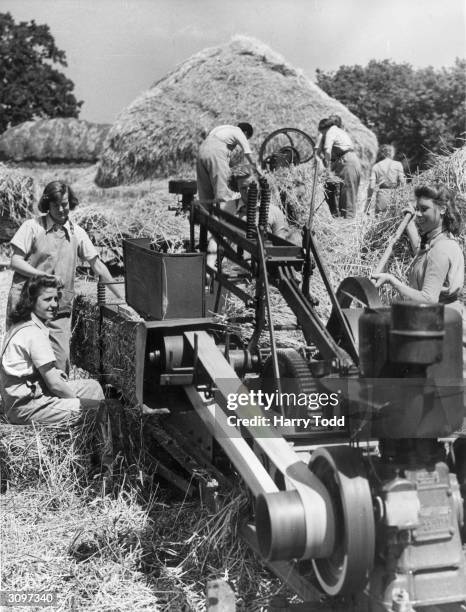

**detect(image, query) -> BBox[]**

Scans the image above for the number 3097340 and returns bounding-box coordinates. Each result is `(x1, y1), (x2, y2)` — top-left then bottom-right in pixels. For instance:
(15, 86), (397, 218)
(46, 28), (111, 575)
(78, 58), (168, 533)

(0, 592), (57, 607)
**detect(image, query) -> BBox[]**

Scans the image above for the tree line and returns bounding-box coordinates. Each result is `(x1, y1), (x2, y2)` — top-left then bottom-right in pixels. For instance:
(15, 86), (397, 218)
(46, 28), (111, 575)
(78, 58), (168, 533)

(0, 11), (464, 170)
(316, 58), (465, 170)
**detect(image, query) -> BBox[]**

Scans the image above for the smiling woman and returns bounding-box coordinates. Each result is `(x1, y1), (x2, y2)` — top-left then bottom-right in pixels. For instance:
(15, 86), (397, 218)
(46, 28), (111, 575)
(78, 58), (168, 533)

(6, 181), (123, 374)
(371, 184), (464, 312)
(0, 276), (104, 425)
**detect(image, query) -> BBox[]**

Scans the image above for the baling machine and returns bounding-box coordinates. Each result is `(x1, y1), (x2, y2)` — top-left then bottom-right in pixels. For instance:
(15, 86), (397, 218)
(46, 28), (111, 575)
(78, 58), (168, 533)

(90, 175), (466, 611)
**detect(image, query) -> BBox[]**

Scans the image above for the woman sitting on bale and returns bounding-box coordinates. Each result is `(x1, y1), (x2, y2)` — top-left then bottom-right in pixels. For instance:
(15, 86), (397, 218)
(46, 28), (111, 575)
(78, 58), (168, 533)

(6, 181), (123, 374)
(0, 276), (104, 425)
(371, 184), (464, 315)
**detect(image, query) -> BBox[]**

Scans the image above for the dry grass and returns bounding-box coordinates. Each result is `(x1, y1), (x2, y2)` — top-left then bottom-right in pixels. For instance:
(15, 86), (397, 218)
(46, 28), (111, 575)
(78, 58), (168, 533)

(2, 147), (466, 611)
(96, 35), (378, 186)
(0, 164), (35, 242)
(0, 119), (110, 163)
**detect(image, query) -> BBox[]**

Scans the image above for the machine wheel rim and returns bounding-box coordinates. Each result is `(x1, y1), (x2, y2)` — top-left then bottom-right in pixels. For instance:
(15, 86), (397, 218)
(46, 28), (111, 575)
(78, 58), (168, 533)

(259, 127), (315, 170)
(326, 276), (383, 354)
(309, 446), (375, 596)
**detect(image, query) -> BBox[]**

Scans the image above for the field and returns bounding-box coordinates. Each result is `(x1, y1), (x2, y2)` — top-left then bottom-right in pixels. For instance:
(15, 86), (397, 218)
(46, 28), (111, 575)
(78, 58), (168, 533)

(1, 151), (465, 612)
(0, 163), (304, 612)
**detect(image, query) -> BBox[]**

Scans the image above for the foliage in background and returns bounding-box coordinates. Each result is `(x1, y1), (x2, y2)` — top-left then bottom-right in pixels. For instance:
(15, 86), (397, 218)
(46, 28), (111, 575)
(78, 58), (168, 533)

(0, 12), (82, 134)
(316, 59), (466, 171)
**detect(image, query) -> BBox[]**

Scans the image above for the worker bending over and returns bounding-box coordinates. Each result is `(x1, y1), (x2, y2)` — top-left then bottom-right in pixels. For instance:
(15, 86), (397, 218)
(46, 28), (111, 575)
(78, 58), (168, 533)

(197, 123), (262, 207)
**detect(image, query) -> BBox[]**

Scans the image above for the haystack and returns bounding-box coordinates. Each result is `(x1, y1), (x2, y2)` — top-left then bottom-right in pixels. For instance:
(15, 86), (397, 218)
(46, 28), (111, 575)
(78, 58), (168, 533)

(0, 164), (34, 242)
(96, 35), (378, 186)
(0, 118), (110, 163)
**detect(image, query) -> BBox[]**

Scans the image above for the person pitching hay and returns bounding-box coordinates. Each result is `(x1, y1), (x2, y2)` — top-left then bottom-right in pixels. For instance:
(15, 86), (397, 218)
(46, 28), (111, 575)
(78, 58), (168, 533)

(371, 184), (464, 314)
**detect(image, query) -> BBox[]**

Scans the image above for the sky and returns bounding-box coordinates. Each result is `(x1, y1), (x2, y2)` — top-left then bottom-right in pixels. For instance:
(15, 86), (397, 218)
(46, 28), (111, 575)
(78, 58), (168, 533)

(3, 0), (466, 124)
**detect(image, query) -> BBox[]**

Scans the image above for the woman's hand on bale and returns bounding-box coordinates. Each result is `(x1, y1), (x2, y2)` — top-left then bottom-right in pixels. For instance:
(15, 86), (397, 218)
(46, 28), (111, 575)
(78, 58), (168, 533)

(371, 272), (396, 288)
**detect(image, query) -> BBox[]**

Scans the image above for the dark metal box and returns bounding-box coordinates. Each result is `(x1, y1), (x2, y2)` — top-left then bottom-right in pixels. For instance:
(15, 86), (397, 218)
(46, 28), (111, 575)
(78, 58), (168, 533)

(123, 238), (205, 320)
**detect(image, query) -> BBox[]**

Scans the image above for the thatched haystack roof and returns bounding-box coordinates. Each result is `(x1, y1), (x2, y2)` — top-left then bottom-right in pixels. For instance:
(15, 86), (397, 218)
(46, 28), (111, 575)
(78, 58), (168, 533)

(0, 118), (110, 163)
(0, 164), (34, 242)
(96, 35), (378, 186)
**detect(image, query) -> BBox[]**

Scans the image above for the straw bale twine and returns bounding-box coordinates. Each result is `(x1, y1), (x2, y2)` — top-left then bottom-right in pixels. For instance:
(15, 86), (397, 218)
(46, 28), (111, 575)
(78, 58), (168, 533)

(0, 163), (34, 242)
(0, 118), (110, 163)
(96, 35), (377, 186)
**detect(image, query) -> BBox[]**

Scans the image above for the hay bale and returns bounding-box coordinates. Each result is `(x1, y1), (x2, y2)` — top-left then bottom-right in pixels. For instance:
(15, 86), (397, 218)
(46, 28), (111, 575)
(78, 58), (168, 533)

(96, 35), (378, 186)
(71, 293), (101, 373)
(71, 290), (145, 406)
(0, 164), (34, 242)
(0, 118), (110, 163)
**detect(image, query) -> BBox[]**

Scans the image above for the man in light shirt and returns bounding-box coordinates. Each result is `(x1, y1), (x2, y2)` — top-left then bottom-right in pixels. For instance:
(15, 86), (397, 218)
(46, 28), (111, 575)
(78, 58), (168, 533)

(196, 123), (261, 207)
(366, 144), (406, 214)
(316, 116), (361, 219)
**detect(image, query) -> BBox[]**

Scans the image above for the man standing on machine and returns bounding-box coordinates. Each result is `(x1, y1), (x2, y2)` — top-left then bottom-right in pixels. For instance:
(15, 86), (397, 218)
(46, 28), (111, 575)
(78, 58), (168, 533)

(196, 123), (262, 207)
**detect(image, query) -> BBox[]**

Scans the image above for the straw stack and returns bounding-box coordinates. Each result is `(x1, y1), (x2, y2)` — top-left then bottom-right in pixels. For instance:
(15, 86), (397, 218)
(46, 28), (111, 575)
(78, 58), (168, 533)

(0, 118), (110, 163)
(96, 35), (377, 186)
(0, 164), (34, 242)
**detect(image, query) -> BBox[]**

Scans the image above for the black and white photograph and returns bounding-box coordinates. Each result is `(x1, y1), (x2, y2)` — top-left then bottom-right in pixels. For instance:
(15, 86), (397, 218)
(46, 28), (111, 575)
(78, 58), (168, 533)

(0, 1), (465, 610)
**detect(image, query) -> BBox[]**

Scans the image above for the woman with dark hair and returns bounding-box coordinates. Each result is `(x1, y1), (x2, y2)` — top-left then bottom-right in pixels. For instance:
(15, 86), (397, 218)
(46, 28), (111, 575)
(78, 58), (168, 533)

(1, 277), (104, 425)
(372, 185), (464, 313)
(196, 122), (262, 207)
(7, 181), (122, 373)
(316, 116), (361, 219)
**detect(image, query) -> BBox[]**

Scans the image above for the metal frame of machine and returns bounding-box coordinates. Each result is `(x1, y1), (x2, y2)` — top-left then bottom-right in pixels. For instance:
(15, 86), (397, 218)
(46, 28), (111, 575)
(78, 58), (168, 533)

(95, 176), (466, 611)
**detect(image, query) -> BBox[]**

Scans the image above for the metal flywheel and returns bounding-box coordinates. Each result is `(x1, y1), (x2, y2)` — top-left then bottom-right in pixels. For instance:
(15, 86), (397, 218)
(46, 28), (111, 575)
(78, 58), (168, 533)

(259, 127), (315, 171)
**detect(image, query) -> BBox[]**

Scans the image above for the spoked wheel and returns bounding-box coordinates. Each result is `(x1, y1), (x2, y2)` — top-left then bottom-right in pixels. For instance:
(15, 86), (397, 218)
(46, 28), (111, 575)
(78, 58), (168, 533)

(261, 348), (315, 419)
(327, 276), (383, 353)
(259, 128), (315, 171)
(309, 446), (375, 596)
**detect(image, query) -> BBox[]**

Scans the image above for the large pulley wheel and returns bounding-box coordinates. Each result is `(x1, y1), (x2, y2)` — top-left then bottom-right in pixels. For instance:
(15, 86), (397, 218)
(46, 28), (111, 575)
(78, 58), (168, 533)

(327, 276), (383, 352)
(309, 446), (375, 596)
(261, 348), (315, 419)
(259, 128), (315, 171)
